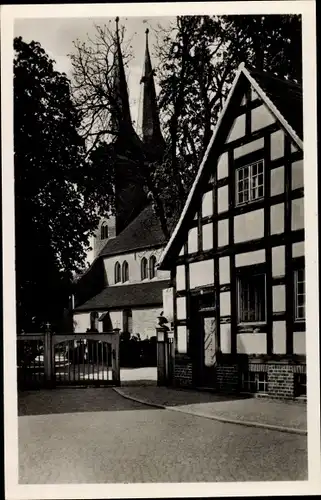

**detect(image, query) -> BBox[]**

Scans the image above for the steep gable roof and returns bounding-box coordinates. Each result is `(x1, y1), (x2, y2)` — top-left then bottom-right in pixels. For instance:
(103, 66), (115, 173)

(158, 63), (303, 269)
(99, 202), (166, 258)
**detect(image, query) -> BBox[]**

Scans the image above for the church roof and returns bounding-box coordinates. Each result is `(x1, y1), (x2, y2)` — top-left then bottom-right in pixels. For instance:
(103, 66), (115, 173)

(74, 279), (170, 311)
(99, 203), (167, 257)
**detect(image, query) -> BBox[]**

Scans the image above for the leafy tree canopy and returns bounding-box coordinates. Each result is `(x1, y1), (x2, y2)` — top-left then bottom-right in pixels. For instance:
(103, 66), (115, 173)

(14, 36), (112, 331)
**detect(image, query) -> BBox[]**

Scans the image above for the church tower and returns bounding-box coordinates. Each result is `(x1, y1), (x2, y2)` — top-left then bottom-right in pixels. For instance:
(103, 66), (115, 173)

(92, 19), (165, 260)
(140, 28), (166, 159)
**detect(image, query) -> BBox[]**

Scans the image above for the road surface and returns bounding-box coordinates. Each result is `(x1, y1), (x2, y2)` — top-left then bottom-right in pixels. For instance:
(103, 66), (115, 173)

(18, 388), (307, 483)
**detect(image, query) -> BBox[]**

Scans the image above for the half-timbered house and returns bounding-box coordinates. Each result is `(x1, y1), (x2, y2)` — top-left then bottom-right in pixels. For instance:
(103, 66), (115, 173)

(158, 63), (305, 400)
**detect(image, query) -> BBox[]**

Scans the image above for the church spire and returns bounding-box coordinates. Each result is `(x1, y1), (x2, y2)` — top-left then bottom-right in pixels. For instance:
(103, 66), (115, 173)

(113, 16), (132, 130)
(140, 28), (165, 154)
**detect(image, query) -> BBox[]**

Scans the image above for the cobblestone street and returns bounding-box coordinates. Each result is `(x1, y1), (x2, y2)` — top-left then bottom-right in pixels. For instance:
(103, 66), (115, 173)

(19, 387), (307, 484)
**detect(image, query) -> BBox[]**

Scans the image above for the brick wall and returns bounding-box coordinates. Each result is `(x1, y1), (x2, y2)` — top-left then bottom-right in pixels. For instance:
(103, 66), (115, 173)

(266, 363), (295, 399)
(174, 362), (193, 387)
(216, 364), (239, 393)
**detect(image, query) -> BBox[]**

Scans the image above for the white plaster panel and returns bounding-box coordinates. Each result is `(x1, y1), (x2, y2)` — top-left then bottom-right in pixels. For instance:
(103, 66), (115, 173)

(292, 198), (305, 231)
(235, 249), (265, 268)
(237, 333), (267, 354)
(293, 331), (306, 355)
(219, 256), (230, 284)
(73, 313), (90, 333)
(217, 185), (229, 213)
(189, 260), (214, 289)
(270, 166), (284, 196)
(220, 292), (231, 316)
(272, 246), (285, 277)
(272, 321), (286, 354)
(179, 246), (184, 256)
(202, 191), (213, 217)
(220, 324), (231, 353)
(234, 209), (264, 243)
(218, 219), (229, 248)
(291, 142), (299, 153)
(271, 129), (284, 160)
(176, 297), (186, 320)
(176, 265), (186, 291)
(272, 285), (286, 313)
(270, 203), (284, 235)
(217, 152), (229, 180)
(188, 227), (198, 254)
(292, 241), (305, 258)
(234, 137), (264, 159)
(226, 114), (246, 143)
(251, 104), (276, 132)
(292, 160), (304, 190)
(177, 325), (187, 354)
(202, 223), (213, 251)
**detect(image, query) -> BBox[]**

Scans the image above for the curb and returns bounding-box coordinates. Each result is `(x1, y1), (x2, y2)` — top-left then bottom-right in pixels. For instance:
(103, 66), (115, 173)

(113, 387), (307, 436)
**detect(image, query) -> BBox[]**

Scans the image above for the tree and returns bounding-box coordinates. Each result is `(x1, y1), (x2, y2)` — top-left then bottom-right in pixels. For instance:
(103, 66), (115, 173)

(156, 14), (302, 195)
(14, 37), (109, 332)
(68, 15), (302, 238)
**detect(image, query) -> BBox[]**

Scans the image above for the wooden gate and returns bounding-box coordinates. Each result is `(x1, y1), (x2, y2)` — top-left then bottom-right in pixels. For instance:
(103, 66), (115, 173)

(17, 329), (120, 390)
(53, 332), (119, 386)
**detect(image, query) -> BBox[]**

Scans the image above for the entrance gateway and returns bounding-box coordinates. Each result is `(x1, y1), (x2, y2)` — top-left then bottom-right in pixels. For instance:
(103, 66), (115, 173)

(17, 329), (120, 390)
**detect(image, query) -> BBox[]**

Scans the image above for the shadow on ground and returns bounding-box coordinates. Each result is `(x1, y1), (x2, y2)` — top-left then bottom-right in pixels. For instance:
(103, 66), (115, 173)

(18, 387), (159, 416)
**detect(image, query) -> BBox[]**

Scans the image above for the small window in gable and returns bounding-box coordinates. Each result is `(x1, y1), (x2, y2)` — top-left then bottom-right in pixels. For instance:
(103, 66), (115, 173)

(101, 222), (109, 240)
(236, 160), (264, 205)
(122, 261), (129, 283)
(141, 257), (148, 280)
(149, 255), (157, 279)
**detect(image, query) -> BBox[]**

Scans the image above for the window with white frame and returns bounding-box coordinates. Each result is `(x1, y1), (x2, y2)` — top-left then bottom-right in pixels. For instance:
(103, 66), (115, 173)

(236, 160), (264, 205)
(242, 371), (268, 393)
(294, 267), (305, 320)
(237, 271), (266, 323)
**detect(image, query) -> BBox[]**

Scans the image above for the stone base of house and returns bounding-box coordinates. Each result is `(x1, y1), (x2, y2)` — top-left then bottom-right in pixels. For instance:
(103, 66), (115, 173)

(173, 353), (306, 401)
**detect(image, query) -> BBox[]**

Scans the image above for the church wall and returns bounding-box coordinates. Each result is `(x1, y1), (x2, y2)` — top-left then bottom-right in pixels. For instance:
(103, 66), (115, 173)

(132, 307), (162, 339)
(73, 313), (90, 333)
(103, 247), (170, 285)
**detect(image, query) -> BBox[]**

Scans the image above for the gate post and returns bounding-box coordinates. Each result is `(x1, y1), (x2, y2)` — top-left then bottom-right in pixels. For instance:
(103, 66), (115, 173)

(167, 329), (175, 386)
(112, 328), (120, 386)
(156, 327), (167, 386)
(44, 323), (53, 387)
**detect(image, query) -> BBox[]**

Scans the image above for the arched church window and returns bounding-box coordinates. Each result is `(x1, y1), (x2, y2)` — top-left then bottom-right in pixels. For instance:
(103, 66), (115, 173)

(149, 255), (157, 279)
(115, 262), (121, 283)
(101, 222), (109, 240)
(141, 257), (148, 280)
(122, 261), (129, 283)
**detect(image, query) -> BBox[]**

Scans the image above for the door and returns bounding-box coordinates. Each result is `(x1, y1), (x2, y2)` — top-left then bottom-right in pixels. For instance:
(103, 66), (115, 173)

(201, 314), (217, 387)
(194, 311), (217, 387)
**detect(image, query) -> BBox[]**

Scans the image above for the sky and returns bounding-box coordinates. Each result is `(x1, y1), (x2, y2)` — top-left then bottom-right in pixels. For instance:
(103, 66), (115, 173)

(14, 16), (176, 130)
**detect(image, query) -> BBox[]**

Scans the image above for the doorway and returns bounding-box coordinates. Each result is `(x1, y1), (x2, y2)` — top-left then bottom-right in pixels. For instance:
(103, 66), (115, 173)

(191, 293), (217, 387)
